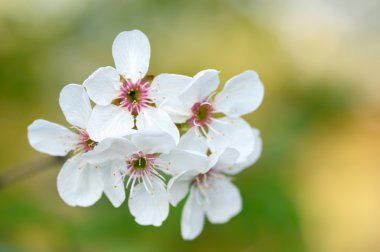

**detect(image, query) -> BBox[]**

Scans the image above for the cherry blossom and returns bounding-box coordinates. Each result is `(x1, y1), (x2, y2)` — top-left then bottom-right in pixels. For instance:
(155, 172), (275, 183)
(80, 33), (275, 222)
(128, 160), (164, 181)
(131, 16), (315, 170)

(84, 30), (183, 143)
(168, 129), (262, 240)
(28, 84), (125, 207)
(154, 69), (264, 163)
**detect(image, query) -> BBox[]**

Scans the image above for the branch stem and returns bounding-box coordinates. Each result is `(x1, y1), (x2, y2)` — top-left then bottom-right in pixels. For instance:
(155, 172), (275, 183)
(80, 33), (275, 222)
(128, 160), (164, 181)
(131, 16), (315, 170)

(0, 157), (65, 190)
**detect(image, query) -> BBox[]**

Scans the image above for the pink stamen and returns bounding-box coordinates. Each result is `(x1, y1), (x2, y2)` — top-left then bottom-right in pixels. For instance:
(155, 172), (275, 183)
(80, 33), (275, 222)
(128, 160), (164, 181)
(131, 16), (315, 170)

(127, 152), (156, 177)
(124, 152), (167, 197)
(77, 129), (97, 153)
(187, 101), (214, 128)
(118, 79), (151, 114)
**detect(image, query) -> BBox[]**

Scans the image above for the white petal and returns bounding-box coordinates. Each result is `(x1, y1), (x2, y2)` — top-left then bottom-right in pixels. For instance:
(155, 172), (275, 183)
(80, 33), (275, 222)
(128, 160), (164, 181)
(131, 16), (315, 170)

(136, 108), (179, 144)
(214, 70), (264, 117)
(204, 178), (242, 224)
(27, 119), (78, 156)
(83, 137), (138, 164)
(112, 30), (150, 82)
(131, 131), (176, 154)
(159, 149), (209, 175)
(150, 74), (192, 123)
(167, 170), (198, 206)
(181, 188), (205, 240)
(128, 177), (169, 226)
(177, 127), (208, 154)
(210, 148), (240, 174)
(59, 84), (92, 129)
(101, 161), (126, 208)
(233, 128), (263, 174)
(87, 104), (135, 142)
(57, 156), (103, 207)
(83, 66), (122, 106)
(150, 73), (192, 106)
(179, 69), (220, 108)
(158, 100), (191, 123)
(208, 117), (255, 163)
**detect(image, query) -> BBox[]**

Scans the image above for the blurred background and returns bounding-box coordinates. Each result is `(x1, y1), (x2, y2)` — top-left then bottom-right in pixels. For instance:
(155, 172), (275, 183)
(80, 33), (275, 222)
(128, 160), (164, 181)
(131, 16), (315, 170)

(0, 0), (379, 251)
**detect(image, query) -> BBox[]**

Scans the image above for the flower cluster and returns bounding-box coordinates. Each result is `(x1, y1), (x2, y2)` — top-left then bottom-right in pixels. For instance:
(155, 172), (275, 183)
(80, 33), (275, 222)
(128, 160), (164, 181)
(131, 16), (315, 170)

(27, 30), (264, 240)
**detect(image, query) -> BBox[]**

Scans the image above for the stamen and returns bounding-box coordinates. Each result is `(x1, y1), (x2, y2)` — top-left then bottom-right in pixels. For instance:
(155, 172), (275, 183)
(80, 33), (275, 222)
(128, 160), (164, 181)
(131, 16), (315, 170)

(124, 152), (166, 195)
(191, 169), (220, 205)
(129, 175), (138, 198)
(118, 78), (153, 114)
(75, 129), (97, 153)
(199, 126), (208, 138)
(125, 172), (134, 189)
(187, 101), (214, 128)
(152, 169), (166, 181)
(142, 176), (152, 194)
(145, 175), (153, 189)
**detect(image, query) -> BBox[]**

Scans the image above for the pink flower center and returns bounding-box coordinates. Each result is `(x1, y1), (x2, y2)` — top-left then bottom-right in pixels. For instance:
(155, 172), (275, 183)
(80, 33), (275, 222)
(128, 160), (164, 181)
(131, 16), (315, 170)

(124, 151), (167, 196)
(118, 79), (151, 115)
(127, 152), (155, 177)
(77, 130), (97, 153)
(187, 101), (214, 127)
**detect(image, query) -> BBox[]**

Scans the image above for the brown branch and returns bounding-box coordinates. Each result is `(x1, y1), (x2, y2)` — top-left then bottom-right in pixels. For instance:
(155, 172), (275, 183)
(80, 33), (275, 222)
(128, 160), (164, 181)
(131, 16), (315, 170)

(0, 157), (65, 190)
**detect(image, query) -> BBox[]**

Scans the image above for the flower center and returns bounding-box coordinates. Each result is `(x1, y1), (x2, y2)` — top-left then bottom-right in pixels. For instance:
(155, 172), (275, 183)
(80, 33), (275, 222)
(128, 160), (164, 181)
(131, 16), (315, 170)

(188, 101), (214, 127)
(124, 151), (168, 196)
(126, 89), (140, 103)
(127, 152), (155, 175)
(77, 130), (97, 153)
(118, 79), (151, 115)
(131, 156), (147, 170)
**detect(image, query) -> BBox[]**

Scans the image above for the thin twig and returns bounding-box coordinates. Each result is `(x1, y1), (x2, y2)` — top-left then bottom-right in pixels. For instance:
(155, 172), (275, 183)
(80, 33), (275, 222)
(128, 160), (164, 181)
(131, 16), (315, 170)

(0, 157), (65, 190)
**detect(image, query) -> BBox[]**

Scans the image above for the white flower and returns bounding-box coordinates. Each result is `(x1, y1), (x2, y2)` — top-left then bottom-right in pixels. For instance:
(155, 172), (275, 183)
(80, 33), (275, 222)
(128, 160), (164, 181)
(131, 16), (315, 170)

(155, 69), (264, 163)
(168, 128), (262, 240)
(86, 130), (209, 226)
(27, 84), (125, 208)
(83, 30), (185, 143)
